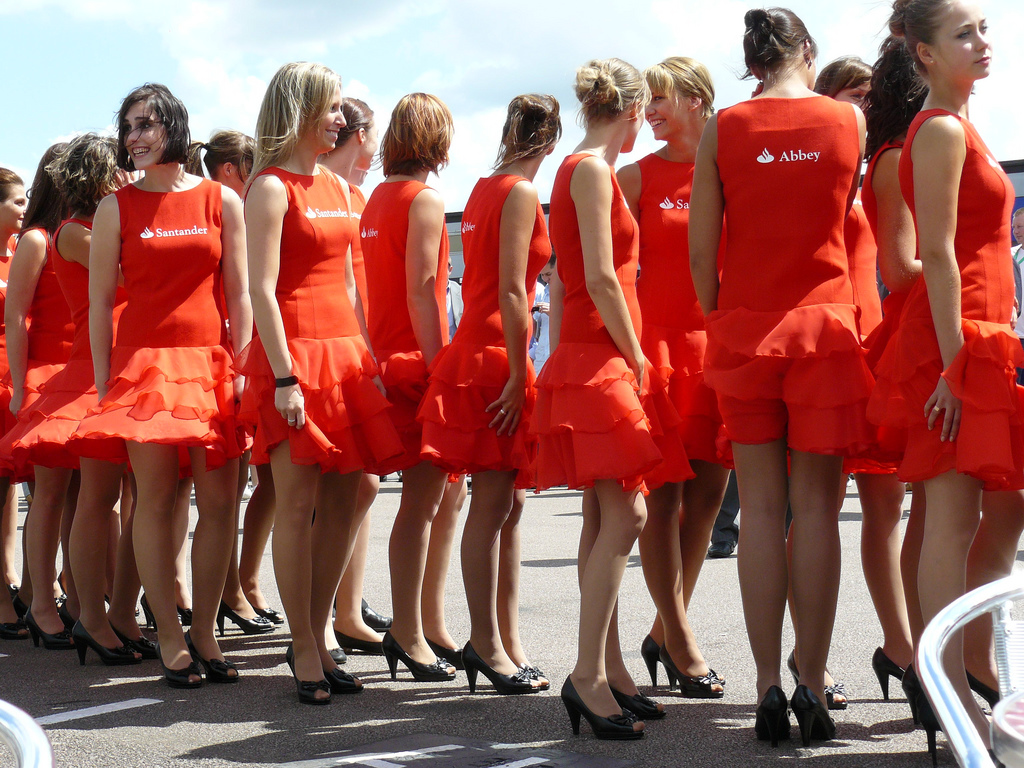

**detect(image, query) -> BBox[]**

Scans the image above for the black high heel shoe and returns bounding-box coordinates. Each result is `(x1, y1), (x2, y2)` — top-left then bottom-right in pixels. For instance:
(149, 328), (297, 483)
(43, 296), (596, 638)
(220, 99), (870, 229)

(253, 606), (284, 625)
(790, 685), (836, 746)
(362, 598), (392, 631)
(11, 592), (28, 619)
(177, 605), (192, 627)
(0, 619), (27, 640)
(329, 646), (348, 665)
(216, 601), (275, 636)
(112, 627), (159, 660)
(871, 648), (905, 701)
(140, 594), (157, 630)
(787, 651), (846, 710)
(610, 687), (666, 720)
(334, 629), (383, 655)
(382, 632), (456, 682)
(156, 643), (203, 689)
(754, 685), (791, 747)
(24, 610), (74, 650)
(966, 670), (1000, 708)
(463, 642), (537, 695)
(660, 647), (724, 698)
(518, 663), (550, 691)
(56, 599), (75, 631)
(72, 622), (141, 666)
(916, 688), (942, 765)
(185, 631), (238, 683)
(426, 637), (464, 670)
(284, 644), (362, 695)
(902, 663), (922, 724)
(560, 677), (643, 740)
(640, 634), (670, 688)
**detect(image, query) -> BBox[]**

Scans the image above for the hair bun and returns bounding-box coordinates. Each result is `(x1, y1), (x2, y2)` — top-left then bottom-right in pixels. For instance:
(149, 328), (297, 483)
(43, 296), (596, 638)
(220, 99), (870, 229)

(888, 0), (910, 37)
(744, 8), (775, 36)
(575, 62), (619, 109)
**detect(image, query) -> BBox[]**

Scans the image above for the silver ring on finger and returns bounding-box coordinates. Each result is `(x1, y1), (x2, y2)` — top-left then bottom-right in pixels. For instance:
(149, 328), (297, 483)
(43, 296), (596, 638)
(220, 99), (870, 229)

(499, 408), (507, 415)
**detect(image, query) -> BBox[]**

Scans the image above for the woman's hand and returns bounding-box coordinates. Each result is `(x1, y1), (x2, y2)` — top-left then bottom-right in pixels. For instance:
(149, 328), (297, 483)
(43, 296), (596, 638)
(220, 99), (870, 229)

(925, 376), (961, 442)
(486, 378), (526, 436)
(95, 381), (108, 402)
(628, 355), (645, 392)
(233, 374), (245, 403)
(533, 301), (550, 315)
(9, 387), (23, 417)
(275, 383), (305, 430)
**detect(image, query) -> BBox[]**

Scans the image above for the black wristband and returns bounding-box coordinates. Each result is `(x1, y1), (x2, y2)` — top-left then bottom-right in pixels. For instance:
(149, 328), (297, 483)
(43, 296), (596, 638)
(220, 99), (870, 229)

(275, 375), (299, 388)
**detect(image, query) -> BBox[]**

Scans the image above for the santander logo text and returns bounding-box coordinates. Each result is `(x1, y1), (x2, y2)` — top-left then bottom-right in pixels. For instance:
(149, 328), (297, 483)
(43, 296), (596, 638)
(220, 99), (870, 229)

(756, 148), (821, 164)
(140, 227), (155, 239)
(140, 225), (209, 239)
(659, 196), (689, 210)
(306, 206), (348, 219)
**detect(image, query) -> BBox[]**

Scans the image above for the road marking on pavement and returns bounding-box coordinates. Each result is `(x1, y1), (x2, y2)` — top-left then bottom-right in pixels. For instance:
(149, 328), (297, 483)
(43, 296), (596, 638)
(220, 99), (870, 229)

(36, 698), (161, 725)
(490, 760), (549, 768)
(279, 744), (465, 768)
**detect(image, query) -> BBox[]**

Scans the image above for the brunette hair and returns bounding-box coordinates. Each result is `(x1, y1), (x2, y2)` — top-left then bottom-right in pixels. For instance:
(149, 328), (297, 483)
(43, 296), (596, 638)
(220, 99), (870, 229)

(644, 56), (716, 120)
(22, 144), (67, 235)
(337, 98), (374, 149)
(252, 62), (342, 183)
(0, 168), (24, 203)
(814, 56), (872, 97)
(574, 58), (650, 126)
(188, 130), (255, 181)
(888, 0), (952, 72)
(47, 134), (119, 217)
(742, 7), (818, 80)
(379, 93), (454, 177)
(115, 83), (191, 170)
(864, 35), (928, 159)
(495, 94), (562, 169)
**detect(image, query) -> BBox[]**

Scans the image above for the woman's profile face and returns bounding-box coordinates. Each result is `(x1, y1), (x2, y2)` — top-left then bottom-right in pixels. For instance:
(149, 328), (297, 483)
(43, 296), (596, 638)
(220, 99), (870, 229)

(357, 119), (378, 171)
(833, 83), (870, 108)
(123, 100), (168, 170)
(312, 85), (346, 155)
(0, 184), (27, 237)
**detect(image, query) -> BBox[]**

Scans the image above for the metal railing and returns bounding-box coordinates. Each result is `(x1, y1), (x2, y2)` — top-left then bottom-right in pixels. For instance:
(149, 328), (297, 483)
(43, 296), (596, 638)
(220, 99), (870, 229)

(917, 573), (1024, 768)
(0, 699), (53, 768)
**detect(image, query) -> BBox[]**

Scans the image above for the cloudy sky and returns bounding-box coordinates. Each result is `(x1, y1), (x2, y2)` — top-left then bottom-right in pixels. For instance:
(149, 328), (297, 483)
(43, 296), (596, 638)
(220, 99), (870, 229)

(3, 0), (1021, 211)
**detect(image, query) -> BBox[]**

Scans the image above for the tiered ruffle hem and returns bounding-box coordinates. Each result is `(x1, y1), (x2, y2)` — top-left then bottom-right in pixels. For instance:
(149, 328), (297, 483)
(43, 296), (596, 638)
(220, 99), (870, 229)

(704, 305), (875, 455)
(69, 345), (246, 476)
(531, 341), (692, 493)
(0, 361), (65, 480)
(419, 342), (537, 488)
(237, 335), (403, 474)
(868, 318), (1024, 490)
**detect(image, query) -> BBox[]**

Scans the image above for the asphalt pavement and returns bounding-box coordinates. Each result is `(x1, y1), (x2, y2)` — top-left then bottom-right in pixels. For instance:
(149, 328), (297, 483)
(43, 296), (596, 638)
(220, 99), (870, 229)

(0, 479), (1008, 767)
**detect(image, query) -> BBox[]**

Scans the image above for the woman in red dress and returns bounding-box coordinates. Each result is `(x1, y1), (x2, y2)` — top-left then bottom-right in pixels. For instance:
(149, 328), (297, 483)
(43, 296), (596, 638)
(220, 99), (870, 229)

(319, 97), (393, 656)
(868, 0), (1024, 752)
(243, 62), (401, 703)
(618, 55), (729, 699)
(10, 135), (147, 664)
(0, 168), (26, 636)
(420, 93), (562, 694)
(361, 93), (459, 683)
(3, 145), (76, 649)
(537, 58), (691, 740)
(73, 83), (251, 688)
(690, 8), (870, 745)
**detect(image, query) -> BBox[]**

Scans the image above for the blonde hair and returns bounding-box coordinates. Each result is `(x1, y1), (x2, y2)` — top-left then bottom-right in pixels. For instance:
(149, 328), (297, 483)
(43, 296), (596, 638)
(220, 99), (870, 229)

(379, 93), (454, 177)
(644, 57), (716, 120)
(47, 133), (119, 217)
(574, 58), (650, 126)
(251, 62), (342, 183)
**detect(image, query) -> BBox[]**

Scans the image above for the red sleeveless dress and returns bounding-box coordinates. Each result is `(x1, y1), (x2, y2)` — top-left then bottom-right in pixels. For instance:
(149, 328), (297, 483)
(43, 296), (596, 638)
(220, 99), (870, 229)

(0, 228), (74, 478)
(868, 110), (1024, 490)
(5, 219), (128, 471)
(532, 153), (691, 493)
(69, 179), (245, 472)
(348, 182), (369, 310)
(0, 242), (14, 433)
(419, 175), (547, 485)
(361, 180), (450, 474)
(634, 153), (727, 478)
(237, 168), (401, 472)
(706, 96), (874, 454)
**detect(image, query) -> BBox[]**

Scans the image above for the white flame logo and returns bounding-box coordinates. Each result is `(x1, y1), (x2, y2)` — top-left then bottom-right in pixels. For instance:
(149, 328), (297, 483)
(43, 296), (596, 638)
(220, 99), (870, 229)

(659, 197), (674, 210)
(305, 206), (317, 219)
(140, 227), (155, 239)
(757, 149), (775, 164)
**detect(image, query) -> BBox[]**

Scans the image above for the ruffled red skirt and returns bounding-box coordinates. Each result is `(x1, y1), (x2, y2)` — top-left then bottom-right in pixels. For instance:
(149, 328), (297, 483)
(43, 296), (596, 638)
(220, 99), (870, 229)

(0, 360), (65, 480)
(373, 349), (434, 475)
(642, 323), (728, 467)
(419, 341), (537, 488)
(868, 317), (1024, 490)
(704, 304), (875, 456)
(237, 334), (403, 475)
(531, 341), (692, 493)
(68, 345), (246, 476)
